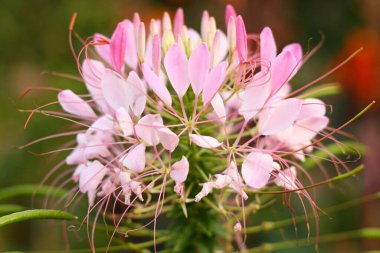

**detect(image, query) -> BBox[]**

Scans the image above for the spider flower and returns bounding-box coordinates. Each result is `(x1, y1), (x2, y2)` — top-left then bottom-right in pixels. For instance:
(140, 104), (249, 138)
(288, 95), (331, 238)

(22, 4), (361, 252)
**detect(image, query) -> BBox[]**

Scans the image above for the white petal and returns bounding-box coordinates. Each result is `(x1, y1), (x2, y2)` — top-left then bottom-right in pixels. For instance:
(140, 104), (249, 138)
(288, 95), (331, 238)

(58, 90), (96, 118)
(210, 93), (226, 123)
(189, 134), (222, 148)
(120, 143), (146, 173)
(170, 156), (189, 183)
(116, 107), (134, 137)
(242, 152), (273, 189)
(102, 69), (131, 112)
(258, 98), (302, 135)
(135, 114), (163, 146)
(156, 124), (179, 152)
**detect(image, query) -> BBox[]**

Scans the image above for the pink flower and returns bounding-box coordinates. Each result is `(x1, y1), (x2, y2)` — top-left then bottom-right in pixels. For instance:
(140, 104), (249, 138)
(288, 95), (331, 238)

(24, 6), (353, 251)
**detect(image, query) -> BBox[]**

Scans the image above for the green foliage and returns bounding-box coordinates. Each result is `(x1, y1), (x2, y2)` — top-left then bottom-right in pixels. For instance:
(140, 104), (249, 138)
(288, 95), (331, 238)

(0, 184), (67, 201)
(0, 209), (77, 228)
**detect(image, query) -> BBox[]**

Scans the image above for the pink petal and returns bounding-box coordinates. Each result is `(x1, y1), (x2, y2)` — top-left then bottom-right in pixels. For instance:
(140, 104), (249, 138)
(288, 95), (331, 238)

(242, 152), (273, 189)
(102, 69), (131, 112)
(82, 59), (104, 93)
(271, 49), (297, 93)
(164, 44), (190, 98)
(260, 27), (277, 64)
(97, 178), (116, 197)
(274, 166), (297, 190)
(195, 182), (214, 201)
(58, 90), (96, 118)
(79, 160), (107, 205)
(170, 156), (189, 183)
(214, 174), (232, 189)
(135, 114), (163, 146)
(298, 98), (326, 120)
(239, 77), (271, 121)
(82, 132), (112, 159)
(116, 107), (134, 137)
(141, 63), (172, 106)
(173, 8), (184, 40)
(225, 4), (237, 28)
(259, 98), (302, 135)
(120, 143), (146, 173)
(188, 28), (201, 47)
(94, 33), (111, 64)
(236, 16), (247, 61)
(82, 59), (112, 114)
(201, 11), (210, 41)
(90, 115), (114, 132)
(67, 147), (85, 165)
(119, 171), (132, 204)
(293, 116), (329, 142)
(210, 93), (226, 123)
(125, 71), (146, 117)
(122, 20), (138, 70)
(152, 35), (162, 75)
(283, 43), (303, 68)
(189, 134), (222, 148)
(110, 21), (128, 73)
(188, 42), (210, 96)
(155, 123), (179, 152)
(202, 61), (227, 104)
(210, 30), (228, 68)
(73, 164), (85, 182)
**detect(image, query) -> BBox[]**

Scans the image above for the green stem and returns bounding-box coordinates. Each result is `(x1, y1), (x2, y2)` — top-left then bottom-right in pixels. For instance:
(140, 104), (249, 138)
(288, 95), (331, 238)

(0, 184), (67, 201)
(245, 228), (380, 252)
(246, 191), (380, 234)
(0, 209), (78, 228)
(249, 164), (364, 195)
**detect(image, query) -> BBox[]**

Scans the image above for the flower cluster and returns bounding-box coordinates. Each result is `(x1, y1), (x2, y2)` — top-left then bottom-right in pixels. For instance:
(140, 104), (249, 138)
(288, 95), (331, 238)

(34, 4), (338, 245)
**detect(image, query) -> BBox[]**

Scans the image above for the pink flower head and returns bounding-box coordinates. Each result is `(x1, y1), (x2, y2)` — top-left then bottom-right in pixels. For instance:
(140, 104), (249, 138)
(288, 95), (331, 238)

(22, 5), (359, 251)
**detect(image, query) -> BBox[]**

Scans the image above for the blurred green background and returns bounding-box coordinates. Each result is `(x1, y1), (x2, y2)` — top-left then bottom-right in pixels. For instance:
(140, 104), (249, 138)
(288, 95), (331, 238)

(0, 0), (379, 252)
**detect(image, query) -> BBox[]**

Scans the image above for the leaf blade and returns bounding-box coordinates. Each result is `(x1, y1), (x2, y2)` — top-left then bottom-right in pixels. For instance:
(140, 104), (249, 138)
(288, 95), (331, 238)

(0, 209), (78, 228)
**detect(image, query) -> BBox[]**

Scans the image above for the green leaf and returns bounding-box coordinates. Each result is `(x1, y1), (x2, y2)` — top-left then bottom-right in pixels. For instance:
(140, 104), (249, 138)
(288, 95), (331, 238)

(0, 209), (78, 228)
(246, 228), (380, 252)
(0, 184), (67, 201)
(0, 204), (25, 216)
(298, 82), (341, 99)
(302, 141), (366, 169)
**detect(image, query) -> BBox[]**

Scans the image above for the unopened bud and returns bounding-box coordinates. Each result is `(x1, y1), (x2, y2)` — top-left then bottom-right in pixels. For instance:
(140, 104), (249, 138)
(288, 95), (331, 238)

(234, 222), (242, 232)
(209, 17), (217, 41)
(173, 8), (184, 40)
(137, 22), (146, 63)
(162, 12), (172, 32)
(150, 19), (160, 37)
(201, 10), (210, 42)
(225, 4), (237, 28)
(211, 30), (222, 68)
(133, 12), (141, 38)
(162, 29), (175, 55)
(152, 35), (161, 75)
(227, 16), (236, 53)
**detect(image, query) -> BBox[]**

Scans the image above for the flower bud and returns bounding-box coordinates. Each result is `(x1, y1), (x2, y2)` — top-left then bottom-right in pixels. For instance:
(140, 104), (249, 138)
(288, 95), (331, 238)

(152, 34), (161, 75)
(162, 12), (172, 32)
(174, 8), (184, 41)
(162, 29), (175, 55)
(201, 10), (210, 42)
(227, 16), (236, 53)
(137, 22), (146, 63)
(236, 15), (247, 61)
(234, 222), (242, 232)
(150, 19), (160, 38)
(211, 30), (222, 68)
(133, 12), (141, 38)
(225, 4), (237, 28)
